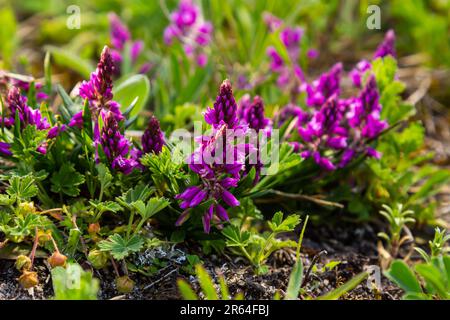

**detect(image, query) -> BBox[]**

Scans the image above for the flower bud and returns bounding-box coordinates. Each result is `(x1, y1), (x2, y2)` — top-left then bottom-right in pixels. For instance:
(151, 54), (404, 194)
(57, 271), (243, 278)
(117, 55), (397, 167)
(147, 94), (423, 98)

(37, 229), (52, 245)
(15, 255), (32, 271)
(88, 222), (101, 234)
(19, 270), (39, 289)
(116, 276), (134, 293)
(88, 250), (108, 269)
(18, 202), (36, 215)
(48, 251), (67, 268)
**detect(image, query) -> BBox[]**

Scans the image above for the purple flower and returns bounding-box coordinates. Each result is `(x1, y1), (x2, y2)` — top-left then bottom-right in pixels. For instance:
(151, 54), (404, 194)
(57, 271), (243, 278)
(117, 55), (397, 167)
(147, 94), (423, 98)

(0, 142), (12, 157)
(100, 111), (138, 174)
(176, 80), (244, 233)
(204, 79), (239, 129)
(349, 60), (372, 88)
(275, 103), (308, 127)
(374, 29), (396, 59)
(108, 13), (151, 75)
(109, 13), (131, 51)
(267, 46), (284, 72)
(241, 96), (269, 132)
(298, 95), (348, 170)
(68, 111), (83, 129)
(7, 87), (50, 130)
(79, 47), (122, 120)
(164, 0), (213, 67)
(130, 41), (144, 62)
(305, 63), (342, 108)
(263, 12), (282, 32)
(307, 49), (319, 59)
(142, 116), (164, 154)
(280, 27), (303, 60)
(47, 124), (67, 139)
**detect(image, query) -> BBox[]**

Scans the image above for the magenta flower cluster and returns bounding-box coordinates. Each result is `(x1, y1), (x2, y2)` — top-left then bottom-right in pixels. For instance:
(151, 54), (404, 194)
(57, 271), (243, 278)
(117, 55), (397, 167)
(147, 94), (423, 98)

(69, 46), (164, 174)
(287, 31), (395, 171)
(265, 13), (317, 91)
(164, 0), (213, 67)
(108, 13), (152, 75)
(350, 30), (396, 88)
(176, 80), (243, 233)
(0, 86), (62, 156)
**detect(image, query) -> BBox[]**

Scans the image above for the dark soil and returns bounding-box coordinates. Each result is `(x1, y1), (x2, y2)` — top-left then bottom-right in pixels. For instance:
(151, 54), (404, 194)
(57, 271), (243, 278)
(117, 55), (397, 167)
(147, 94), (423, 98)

(0, 222), (404, 300)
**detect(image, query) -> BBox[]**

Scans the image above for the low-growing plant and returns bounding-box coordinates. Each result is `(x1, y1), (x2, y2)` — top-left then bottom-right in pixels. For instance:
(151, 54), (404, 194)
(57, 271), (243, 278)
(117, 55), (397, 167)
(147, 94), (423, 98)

(384, 257), (450, 300)
(51, 263), (99, 300)
(222, 211), (300, 274)
(377, 203), (415, 262)
(415, 228), (450, 263)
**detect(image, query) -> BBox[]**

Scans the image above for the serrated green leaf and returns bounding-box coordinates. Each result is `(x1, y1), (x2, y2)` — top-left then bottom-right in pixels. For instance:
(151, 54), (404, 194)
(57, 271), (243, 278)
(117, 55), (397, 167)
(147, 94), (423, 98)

(98, 234), (144, 260)
(50, 163), (85, 197)
(7, 175), (38, 201)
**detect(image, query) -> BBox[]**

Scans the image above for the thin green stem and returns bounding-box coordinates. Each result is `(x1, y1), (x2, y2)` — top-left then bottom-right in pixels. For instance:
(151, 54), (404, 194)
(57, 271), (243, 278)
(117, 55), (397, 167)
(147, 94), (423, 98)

(126, 210), (135, 240)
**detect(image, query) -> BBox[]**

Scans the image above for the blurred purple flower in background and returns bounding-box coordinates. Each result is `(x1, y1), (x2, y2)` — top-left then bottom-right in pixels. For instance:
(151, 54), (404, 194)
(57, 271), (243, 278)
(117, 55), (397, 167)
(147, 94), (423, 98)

(164, 0), (213, 67)
(108, 13), (153, 75)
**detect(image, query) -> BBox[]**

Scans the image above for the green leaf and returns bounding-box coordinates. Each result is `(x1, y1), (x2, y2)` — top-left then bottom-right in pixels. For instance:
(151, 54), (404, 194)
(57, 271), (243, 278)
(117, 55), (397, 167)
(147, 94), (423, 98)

(384, 260), (423, 294)
(116, 184), (153, 210)
(52, 263), (99, 300)
(7, 175), (38, 201)
(268, 212), (301, 233)
(96, 163), (113, 193)
(318, 272), (368, 300)
(89, 200), (122, 214)
(45, 46), (94, 78)
(415, 260), (448, 299)
(195, 264), (218, 300)
(132, 197), (170, 220)
(285, 260), (303, 300)
(0, 6), (17, 68)
(114, 74), (150, 118)
(98, 234), (144, 260)
(177, 279), (198, 300)
(222, 225), (251, 247)
(50, 164), (85, 197)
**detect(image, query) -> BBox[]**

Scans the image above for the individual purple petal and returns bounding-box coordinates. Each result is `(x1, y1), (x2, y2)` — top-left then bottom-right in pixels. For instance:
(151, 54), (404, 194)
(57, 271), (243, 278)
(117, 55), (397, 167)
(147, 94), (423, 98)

(202, 204), (214, 234)
(221, 189), (240, 207)
(69, 111), (84, 129)
(130, 41), (144, 62)
(188, 188), (208, 207)
(374, 29), (396, 59)
(215, 204), (229, 221)
(366, 147), (381, 159)
(175, 210), (191, 227)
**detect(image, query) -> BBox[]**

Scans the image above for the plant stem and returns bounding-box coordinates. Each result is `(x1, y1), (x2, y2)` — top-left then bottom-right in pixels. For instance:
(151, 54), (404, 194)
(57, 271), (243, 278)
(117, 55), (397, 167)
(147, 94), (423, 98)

(29, 227), (39, 269)
(126, 210), (135, 240)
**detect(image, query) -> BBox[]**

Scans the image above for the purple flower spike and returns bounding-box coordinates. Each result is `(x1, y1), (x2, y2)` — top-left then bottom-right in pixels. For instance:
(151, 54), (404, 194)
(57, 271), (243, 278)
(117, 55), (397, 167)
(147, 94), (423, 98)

(164, 0), (213, 68)
(176, 80), (245, 233)
(79, 46), (123, 122)
(305, 63), (343, 108)
(204, 79), (239, 129)
(142, 116), (165, 155)
(242, 96), (269, 132)
(109, 13), (131, 51)
(100, 111), (138, 174)
(374, 30), (396, 59)
(7, 87), (50, 130)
